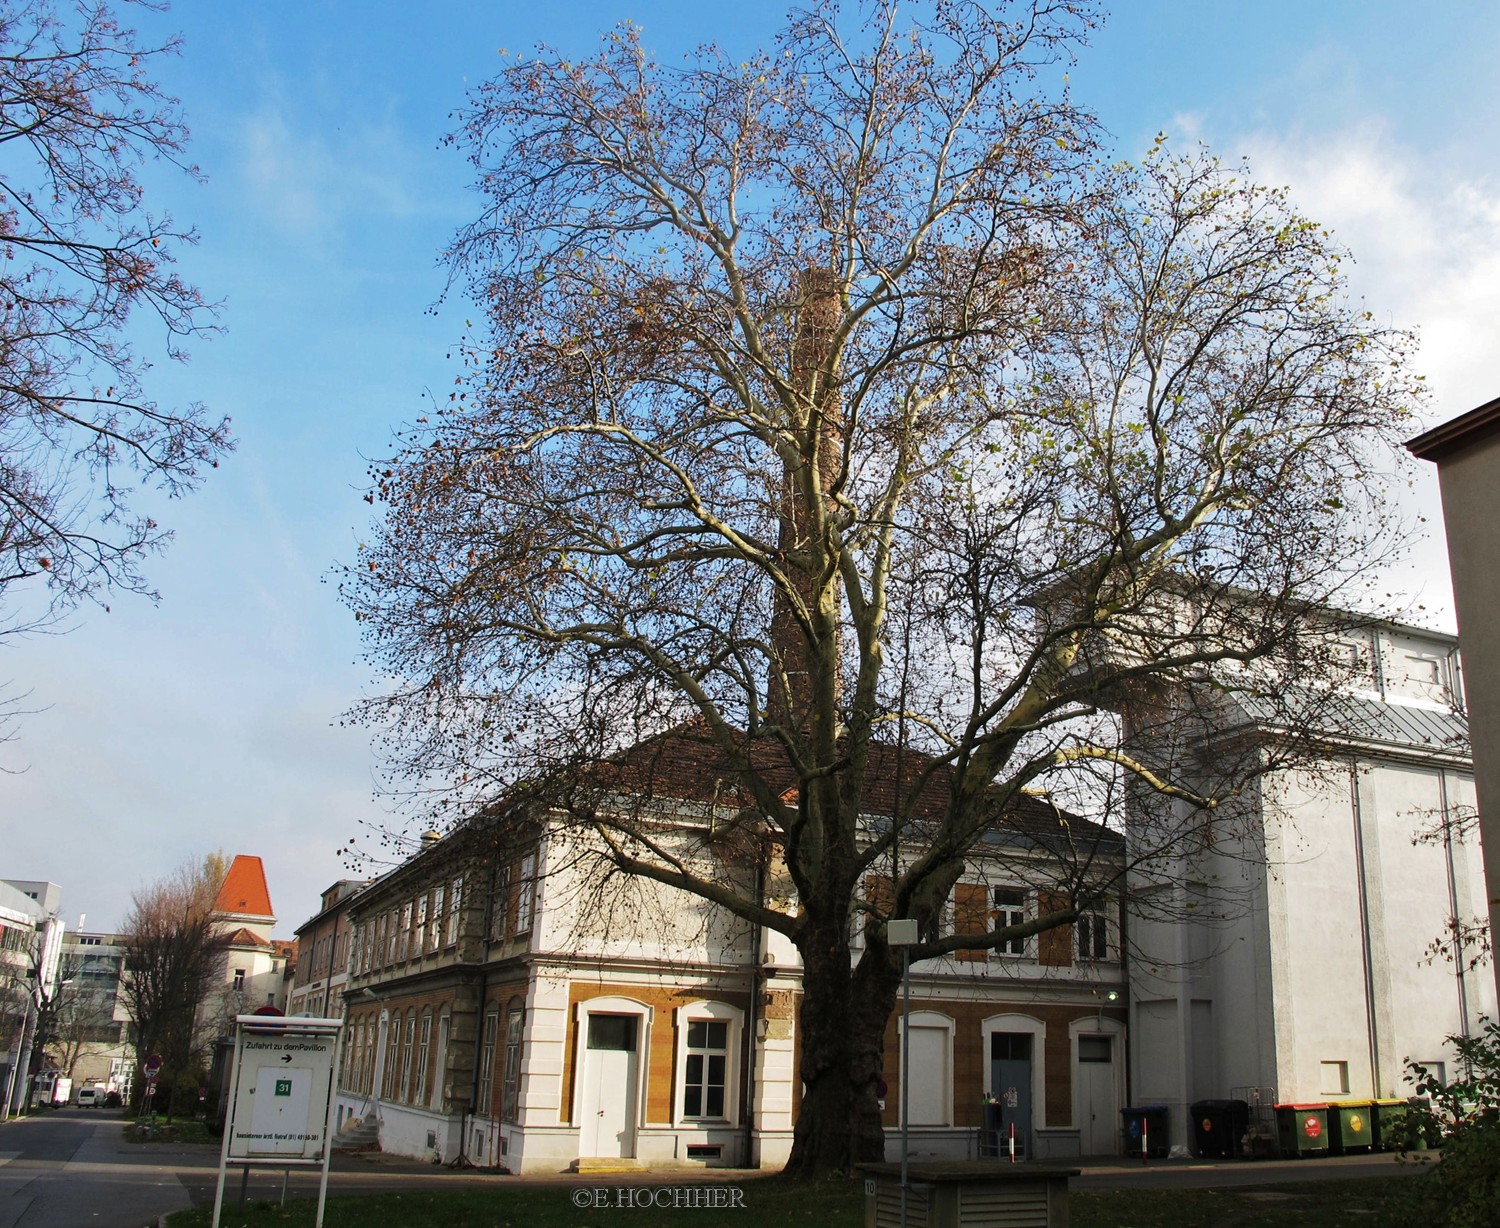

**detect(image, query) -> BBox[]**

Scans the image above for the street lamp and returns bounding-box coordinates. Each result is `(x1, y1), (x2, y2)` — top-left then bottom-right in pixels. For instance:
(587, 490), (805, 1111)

(1, 998), (33, 1121)
(887, 918), (919, 1228)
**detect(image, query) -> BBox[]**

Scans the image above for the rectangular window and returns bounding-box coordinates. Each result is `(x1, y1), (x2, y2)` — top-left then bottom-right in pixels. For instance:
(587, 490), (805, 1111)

(431, 885), (445, 951)
(398, 903), (413, 961)
(476, 1009), (499, 1115)
(992, 888), (1028, 956)
(1078, 1035), (1113, 1063)
(1320, 1060), (1349, 1096)
(446, 877), (463, 946)
(1077, 910), (1109, 961)
(1415, 1061), (1447, 1087)
(516, 854), (536, 934)
(232, 968), (245, 990)
(490, 865), (511, 942)
(415, 894), (429, 953)
(683, 1020), (728, 1119)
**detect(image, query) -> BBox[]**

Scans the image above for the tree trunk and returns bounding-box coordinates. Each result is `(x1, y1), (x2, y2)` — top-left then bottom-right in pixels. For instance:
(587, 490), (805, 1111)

(784, 917), (901, 1178)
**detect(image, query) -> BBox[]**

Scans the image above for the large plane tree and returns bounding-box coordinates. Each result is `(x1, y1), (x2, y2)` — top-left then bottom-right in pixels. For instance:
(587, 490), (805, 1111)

(344, 0), (1422, 1176)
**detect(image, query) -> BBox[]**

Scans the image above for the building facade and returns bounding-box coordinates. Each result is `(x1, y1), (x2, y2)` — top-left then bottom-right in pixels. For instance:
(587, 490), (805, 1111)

(287, 880), (364, 1019)
(327, 765), (1128, 1173)
(1409, 396), (1500, 1006)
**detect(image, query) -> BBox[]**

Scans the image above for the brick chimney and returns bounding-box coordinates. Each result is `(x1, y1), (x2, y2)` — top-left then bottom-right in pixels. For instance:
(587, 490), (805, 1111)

(767, 268), (844, 733)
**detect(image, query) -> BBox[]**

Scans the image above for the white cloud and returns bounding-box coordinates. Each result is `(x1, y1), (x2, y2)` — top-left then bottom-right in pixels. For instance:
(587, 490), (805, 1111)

(1237, 120), (1500, 418)
(1202, 120), (1500, 628)
(237, 105), (438, 241)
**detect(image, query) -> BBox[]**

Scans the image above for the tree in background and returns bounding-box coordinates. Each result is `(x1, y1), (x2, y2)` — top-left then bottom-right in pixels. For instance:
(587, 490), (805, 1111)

(119, 853), (228, 1099)
(0, 0), (229, 635)
(346, 0), (1423, 1174)
(46, 978), (122, 1082)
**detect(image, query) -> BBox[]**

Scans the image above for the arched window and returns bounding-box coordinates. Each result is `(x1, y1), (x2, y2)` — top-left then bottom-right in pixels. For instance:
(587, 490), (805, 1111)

(400, 1010), (416, 1102)
(476, 1006), (500, 1117)
(501, 997), (525, 1122)
(415, 1010), (433, 1106)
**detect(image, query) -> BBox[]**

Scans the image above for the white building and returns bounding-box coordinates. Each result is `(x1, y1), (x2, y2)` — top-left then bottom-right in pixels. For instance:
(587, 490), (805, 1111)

(1, 879), (64, 1114)
(1127, 620), (1491, 1148)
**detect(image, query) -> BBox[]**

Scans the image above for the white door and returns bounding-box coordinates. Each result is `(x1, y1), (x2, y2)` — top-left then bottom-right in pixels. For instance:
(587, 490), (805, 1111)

(580, 1014), (638, 1157)
(1077, 1034), (1118, 1155)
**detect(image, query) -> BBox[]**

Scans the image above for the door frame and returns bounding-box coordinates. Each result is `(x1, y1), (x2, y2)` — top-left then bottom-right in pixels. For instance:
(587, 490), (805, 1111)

(573, 997), (651, 1157)
(981, 1013), (1046, 1126)
(1069, 1015), (1126, 1155)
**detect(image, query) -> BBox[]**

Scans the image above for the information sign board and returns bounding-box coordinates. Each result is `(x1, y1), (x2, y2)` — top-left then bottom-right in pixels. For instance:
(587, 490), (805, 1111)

(227, 1027), (338, 1161)
(211, 1015), (344, 1228)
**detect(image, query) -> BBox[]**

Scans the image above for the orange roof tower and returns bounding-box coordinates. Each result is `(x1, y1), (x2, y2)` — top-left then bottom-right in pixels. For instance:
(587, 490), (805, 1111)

(213, 854), (274, 920)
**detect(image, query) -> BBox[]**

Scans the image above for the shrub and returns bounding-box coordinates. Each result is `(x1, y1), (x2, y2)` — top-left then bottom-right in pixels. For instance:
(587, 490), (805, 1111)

(1391, 1017), (1500, 1227)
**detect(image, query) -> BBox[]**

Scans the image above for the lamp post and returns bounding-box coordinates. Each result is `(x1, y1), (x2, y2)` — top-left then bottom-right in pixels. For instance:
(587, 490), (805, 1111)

(887, 918), (919, 1228)
(11, 977), (74, 1114)
(1, 997), (36, 1120)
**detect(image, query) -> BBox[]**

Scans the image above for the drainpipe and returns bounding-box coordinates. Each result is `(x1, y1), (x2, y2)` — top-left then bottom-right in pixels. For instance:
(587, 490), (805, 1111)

(1349, 760), (1383, 1094)
(742, 855), (767, 1168)
(1438, 771), (1473, 1071)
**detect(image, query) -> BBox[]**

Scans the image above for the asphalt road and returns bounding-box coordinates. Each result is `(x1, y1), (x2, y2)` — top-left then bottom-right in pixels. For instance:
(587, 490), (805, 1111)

(0, 1107), (193, 1228)
(0, 1107), (1434, 1227)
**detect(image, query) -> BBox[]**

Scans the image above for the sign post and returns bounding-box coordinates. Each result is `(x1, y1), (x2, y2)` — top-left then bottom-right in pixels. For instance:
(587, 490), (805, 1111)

(211, 1015), (344, 1228)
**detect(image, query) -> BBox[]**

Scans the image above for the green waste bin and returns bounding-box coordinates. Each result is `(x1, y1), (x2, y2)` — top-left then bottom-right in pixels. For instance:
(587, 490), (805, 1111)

(1326, 1100), (1374, 1153)
(1371, 1098), (1411, 1151)
(1274, 1103), (1329, 1156)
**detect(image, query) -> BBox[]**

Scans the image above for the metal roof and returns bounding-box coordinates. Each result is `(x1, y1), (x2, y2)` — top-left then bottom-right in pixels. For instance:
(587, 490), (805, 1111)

(1236, 690), (1468, 755)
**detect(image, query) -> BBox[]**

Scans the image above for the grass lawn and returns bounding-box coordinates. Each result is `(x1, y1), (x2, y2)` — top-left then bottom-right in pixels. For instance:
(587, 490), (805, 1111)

(125, 1116), (219, 1145)
(166, 1172), (1431, 1228)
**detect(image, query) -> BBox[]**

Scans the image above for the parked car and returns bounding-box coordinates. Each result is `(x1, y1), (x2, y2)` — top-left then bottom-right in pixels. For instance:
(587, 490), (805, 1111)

(76, 1087), (100, 1108)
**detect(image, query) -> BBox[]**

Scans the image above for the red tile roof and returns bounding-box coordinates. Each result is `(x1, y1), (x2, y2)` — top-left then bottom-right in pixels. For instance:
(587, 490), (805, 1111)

(221, 925), (272, 950)
(213, 855), (274, 919)
(591, 722), (1117, 845)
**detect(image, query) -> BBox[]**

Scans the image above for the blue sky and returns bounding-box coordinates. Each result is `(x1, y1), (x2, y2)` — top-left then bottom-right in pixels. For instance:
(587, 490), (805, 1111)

(4, 0), (1497, 935)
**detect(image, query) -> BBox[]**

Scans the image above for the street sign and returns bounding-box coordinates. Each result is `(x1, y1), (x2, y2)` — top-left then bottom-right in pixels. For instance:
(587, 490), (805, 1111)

(211, 1015), (343, 1228)
(143, 1054), (162, 1076)
(226, 1026), (338, 1161)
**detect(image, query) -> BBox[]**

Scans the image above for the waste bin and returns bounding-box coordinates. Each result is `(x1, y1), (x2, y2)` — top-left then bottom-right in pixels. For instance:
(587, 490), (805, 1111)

(1120, 1106), (1169, 1158)
(978, 1101), (1004, 1158)
(1274, 1103), (1329, 1156)
(1370, 1098), (1409, 1151)
(1326, 1100), (1374, 1153)
(1190, 1099), (1249, 1158)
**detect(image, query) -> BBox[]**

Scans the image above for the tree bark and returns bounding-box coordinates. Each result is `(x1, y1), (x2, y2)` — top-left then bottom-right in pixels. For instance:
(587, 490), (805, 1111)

(784, 914), (900, 1177)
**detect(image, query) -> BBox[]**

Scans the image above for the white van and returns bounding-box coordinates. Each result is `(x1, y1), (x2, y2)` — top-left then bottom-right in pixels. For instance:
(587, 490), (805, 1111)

(76, 1086), (100, 1108)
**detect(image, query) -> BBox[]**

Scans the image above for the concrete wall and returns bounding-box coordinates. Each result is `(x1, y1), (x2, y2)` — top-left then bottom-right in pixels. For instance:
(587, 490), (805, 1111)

(1431, 428), (1500, 1008)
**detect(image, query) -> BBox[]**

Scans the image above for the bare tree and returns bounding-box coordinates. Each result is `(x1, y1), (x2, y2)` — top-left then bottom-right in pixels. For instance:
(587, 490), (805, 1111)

(47, 979), (122, 1081)
(344, 1), (1423, 1174)
(1412, 800), (1492, 972)
(0, 0), (230, 634)
(118, 853), (228, 1090)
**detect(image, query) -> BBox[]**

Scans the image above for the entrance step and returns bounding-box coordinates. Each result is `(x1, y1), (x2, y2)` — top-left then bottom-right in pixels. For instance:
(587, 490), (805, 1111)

(574, 1158), (647, 1174)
